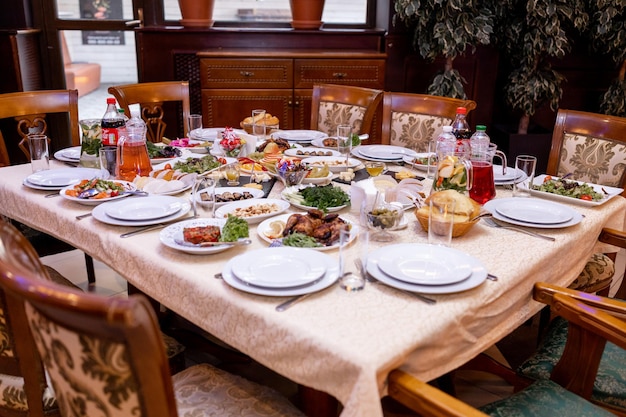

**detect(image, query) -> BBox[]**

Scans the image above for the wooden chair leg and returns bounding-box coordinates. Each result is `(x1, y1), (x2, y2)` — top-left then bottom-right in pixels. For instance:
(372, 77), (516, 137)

(84, 253), (96, 284)
(457, 352), (533, 391)
(298, 385), (339, 417)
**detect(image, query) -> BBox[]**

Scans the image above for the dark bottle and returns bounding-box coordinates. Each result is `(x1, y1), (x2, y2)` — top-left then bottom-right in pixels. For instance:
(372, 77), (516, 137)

(101, 98), (125, 146)
(451, 106), (472, 157)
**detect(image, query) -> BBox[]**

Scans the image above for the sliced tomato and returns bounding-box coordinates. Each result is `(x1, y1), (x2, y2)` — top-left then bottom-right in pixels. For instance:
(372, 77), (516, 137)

(543, 175), (552, 182)
(238, 157), (255, 164)
(580, 194), (593, 201)
(218, 157), (227, 165)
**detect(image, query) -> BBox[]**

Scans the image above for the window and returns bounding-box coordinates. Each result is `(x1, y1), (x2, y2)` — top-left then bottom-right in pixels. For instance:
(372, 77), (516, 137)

(163, 0), (369, 25)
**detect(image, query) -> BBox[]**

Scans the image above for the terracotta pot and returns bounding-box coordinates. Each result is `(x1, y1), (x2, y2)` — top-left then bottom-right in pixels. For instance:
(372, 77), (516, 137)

(289, 0), (325, 30)
(178, 0), (215, 28)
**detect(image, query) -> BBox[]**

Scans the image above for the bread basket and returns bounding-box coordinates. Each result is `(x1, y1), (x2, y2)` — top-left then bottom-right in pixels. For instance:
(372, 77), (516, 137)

(415, 191), (482, 237)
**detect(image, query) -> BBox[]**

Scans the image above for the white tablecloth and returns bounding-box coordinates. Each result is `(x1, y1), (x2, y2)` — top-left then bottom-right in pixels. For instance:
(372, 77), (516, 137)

(2, 161), (625, 417)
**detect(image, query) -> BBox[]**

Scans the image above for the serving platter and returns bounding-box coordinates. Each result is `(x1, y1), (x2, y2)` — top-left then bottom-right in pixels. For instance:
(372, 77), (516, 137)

(284, 147), (340, 158)
(281, 184), (348, 213)
(59, 180), (136, 206)
(527, 174), (623, 207)
(214, 198), (290, 224)
(300, 156), (360, 173)
(194, 186), (265, 207)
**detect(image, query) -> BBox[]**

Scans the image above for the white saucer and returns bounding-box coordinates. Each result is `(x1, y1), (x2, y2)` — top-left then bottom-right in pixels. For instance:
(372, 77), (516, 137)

(54, 146), (81, 162)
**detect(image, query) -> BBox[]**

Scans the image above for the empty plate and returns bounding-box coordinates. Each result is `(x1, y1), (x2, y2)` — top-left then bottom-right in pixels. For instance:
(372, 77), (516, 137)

(276, 130), (326, 142)
(357, 145), (416, 160)
(104, 196), (184, 221)
(26, 167), (106, 187)
(495, 199), (573, 224)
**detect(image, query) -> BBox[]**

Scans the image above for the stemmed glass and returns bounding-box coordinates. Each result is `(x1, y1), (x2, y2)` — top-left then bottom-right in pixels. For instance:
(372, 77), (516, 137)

(192, 176), (216, 218)
(336, 124), (352, 168)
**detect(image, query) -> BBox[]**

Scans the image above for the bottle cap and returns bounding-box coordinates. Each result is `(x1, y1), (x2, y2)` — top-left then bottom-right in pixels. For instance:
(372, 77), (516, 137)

(443, 126), (453, 132)
(456, 107), (467, 115)
(106, 97), (116, 104)
(476, 125), (486, 131)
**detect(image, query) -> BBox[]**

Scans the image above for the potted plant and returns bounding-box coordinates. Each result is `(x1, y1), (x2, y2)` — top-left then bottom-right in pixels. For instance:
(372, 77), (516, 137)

(289, 0), (326, 30)
(393, 0), (494, 99)
(178, 0), (215, 28)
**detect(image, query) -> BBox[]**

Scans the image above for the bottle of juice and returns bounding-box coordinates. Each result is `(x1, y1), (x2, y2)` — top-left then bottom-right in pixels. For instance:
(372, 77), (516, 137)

(116, 114), (152, 181)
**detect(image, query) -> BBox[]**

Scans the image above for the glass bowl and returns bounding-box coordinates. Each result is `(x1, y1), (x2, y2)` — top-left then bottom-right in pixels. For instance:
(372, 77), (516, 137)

(277, 170), (309, 186)
(366, 207), (401, 242)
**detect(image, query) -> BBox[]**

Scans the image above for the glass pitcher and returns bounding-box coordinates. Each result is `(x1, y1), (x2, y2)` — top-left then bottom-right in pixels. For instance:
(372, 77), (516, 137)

(432, 144), (473, 195)
(469, 143), (507, 204)
(116, 117), (152, 181)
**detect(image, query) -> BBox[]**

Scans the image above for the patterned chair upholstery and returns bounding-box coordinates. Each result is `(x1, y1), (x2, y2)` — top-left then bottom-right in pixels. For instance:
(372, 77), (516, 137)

(547, 109), (626, 295)
(108, 81), (191, 143)
(380, 92), (477, 152)
(386, 283), (624, 417)
(0, 220), (304, 417)
(310, 83), (383, 137)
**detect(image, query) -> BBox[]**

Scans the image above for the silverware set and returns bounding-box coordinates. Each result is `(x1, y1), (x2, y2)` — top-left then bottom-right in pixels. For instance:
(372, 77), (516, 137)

(482, 216), (555, 241)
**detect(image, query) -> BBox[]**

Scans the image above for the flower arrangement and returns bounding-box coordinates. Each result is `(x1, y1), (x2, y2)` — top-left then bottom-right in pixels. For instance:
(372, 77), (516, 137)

(277, 157), (310, 186)
(219, 127), (246, 157)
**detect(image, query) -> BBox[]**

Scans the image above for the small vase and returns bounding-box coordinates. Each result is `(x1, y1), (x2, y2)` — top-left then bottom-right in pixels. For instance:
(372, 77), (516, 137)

(178, 0), (215, 28)
(289, 0), (326, 30)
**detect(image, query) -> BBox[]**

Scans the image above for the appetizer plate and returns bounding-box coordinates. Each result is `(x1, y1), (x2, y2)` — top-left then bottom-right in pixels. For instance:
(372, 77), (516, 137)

(104, 195), (184, 221)
(92, 199), (191, 227)
(528, 174), (623, 207)
(275, 130), (326, 143)
(302, 171), (334, 185)
(24, 168), (107, 189)
(53, 146), (81, 162)
(257, 213), (358, 251)
(484, 198), (583, 229)
(214, 198), (290, 224)
(281, 184), (349, 213)
(284, 147), (340, 158)
(159, 218), (233, 255)
(59, 180), (136, 206)
(300, 156), (360, 173)
(403, 153), (436, 171)
(311, 137), (335, 148)
(195, 186), (264, 207)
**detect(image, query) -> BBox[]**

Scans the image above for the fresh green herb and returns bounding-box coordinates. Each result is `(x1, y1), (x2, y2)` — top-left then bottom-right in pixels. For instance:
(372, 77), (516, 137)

(146, 142), (182, 159)
(351, 133), (361, 147)
(219, 214), (249, 242)
(285, 184), (350, 212)
(282, 232), (321, 248)
(174, 155), (222, 174)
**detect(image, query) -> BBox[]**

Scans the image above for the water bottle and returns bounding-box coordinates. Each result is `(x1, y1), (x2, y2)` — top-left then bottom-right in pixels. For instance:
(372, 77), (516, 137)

(451, 107), (472, 157)
(470, 125), (490, 155)
(436, 126), (456, 152)
(101, 98), (125, 146)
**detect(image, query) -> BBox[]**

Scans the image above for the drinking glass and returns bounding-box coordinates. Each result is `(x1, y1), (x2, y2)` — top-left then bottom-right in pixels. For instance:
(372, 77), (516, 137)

(337, 124), (352, 167)
(513, 155), (537, 197)
(99, 147), (118, 179)
(338, 224), (365, 292)
(192, 176), (216, 218)
(252, 109), (266, 139)
(224, 163), (241, 186)
(28, 134), (49, 173)
(428, 195), (455, 247)
(187, 114), (203, 139)
(78, 119), (102, 168)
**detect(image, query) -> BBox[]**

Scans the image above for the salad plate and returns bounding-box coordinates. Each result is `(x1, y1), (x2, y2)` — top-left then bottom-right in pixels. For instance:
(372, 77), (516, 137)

(104, 195), (184, 221)
(528, 174), (623, 207)
(214, 198), (290, 224)
(60, 180), (136, 206)
(484, 198), (583, 228)
(159, 218), (233, 255)
(281, 184), (348, 212)
(53, 146), (81, 162)
(26, 167), (106, 188)
(367, 244), (487, 294)
(257, 213), (358, 251)
(92, 199), (191, 227)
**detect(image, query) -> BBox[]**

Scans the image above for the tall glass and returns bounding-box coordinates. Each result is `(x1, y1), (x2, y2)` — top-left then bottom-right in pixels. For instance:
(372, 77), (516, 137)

(78, 119), (102, 168)
(252, 109), (266, 140)
(337, 124), (352, 167)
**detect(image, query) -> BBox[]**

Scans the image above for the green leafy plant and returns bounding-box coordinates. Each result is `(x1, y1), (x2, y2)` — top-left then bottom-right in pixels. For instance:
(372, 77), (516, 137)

(393, 0), (494, 99)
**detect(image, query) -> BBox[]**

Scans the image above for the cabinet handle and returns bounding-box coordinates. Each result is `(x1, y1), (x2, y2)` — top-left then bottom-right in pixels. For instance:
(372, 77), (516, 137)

(333, 72), (348, 79)
(294, 101), (300, 107)
(288, 100), (293, 106)
(240, 71), (255, 77)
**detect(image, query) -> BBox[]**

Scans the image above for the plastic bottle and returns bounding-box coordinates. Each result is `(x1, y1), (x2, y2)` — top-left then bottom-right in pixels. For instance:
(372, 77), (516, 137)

(101, 98), (125, 146)
(450, 107), (472, 157)
(116, 112), (151, 181)
(470, 125), (490, 155)
(435, 125), (456, 152)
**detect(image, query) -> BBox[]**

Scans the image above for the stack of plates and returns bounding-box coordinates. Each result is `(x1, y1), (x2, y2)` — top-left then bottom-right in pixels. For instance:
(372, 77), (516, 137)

(366, 244), (488, 294)
(92, 195), (191, 226)
(274, 130), (327, 144)
(53, 146), (81, 163)
(221, 247), (340, 296)
(23, 167), (106, 190)
(493, 165), (526, 185)
(352, 145), (417, 162)
(483, 198), (583, 228)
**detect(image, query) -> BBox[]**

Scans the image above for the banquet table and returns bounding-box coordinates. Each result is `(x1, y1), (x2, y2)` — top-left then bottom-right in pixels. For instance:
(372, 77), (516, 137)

(2, 159), (626, 417)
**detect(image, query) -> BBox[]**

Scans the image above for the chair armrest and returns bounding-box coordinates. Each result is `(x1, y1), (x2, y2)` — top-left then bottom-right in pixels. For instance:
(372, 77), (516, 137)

(534, 282), (626, 318)
(388, 370), (488, 417)
(599, 227), (626, 250)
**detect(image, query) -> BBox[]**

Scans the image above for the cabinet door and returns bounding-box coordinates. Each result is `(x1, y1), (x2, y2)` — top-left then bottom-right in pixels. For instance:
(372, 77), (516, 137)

(294, 59), (386, 89)
(293, 89), (312, 130)
(201, 89), (293, 130)
(200, 59), (293, 89)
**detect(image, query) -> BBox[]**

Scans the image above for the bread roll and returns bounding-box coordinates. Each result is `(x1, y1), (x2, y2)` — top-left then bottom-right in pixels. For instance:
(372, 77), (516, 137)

(426, 190), (476, 217)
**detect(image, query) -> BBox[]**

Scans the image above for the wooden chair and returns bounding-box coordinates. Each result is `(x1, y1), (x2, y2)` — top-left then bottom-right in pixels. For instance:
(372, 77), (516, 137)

(0, 220), (305, 417)
(310, 83), (383, 137)
(546, 109), (626, 295)
(387, 283), (623, 417)
(0, 89), (79, 167)
(108, 81), (191, 143)
(380, 92), (477, 152)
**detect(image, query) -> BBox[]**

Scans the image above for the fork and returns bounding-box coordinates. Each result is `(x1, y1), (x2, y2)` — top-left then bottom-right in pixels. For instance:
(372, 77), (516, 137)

(482, 217), (555, 241)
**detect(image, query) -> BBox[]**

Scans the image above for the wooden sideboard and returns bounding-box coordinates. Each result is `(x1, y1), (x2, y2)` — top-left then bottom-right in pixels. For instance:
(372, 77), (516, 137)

(197, 50), (386, 139)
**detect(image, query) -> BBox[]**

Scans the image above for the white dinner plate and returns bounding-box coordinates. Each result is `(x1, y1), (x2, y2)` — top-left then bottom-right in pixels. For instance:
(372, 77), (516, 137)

(495, 199), (573, 224)
(189, 127), (224, 141)
(484, 198), (583, 229)
(231, 247), (328, 288)
(376, 245), (474, 285)
(159, 218), (234, 255)
(310, 138), (335, 148)
(528, 174), (624, 207)
(358, 145), (417, 161)
(284, 147), (341, 157)
(352, 147), (401, 162)
(300, 156), (360, 173)
(26, 167), (106, 187)
(92, 199), (191, 227)
(214, 198), (290, 224)
(257, 213), (358, 251)
(493, 165), (521, 182)
(59, 180), (136, 206)
(275, 130), (326, 143)
(367, 244), (487, 294)
(403, 153), (436, 171)
(104, 196), (184, 221)
(150, 182), (192, 196)
(222, 248), (339, 296)
(195, 186), (264, 207)
(281, 184), (348, 212)
(54, 146), (81, 162)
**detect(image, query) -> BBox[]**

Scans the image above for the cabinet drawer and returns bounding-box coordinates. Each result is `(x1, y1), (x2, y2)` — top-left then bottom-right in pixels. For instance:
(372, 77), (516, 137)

(294, 59), (385, 89)
(200, 59), (293, 89)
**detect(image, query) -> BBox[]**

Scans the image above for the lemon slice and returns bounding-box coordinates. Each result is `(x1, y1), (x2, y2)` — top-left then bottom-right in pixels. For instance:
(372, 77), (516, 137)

(264, 220), (285, 239)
